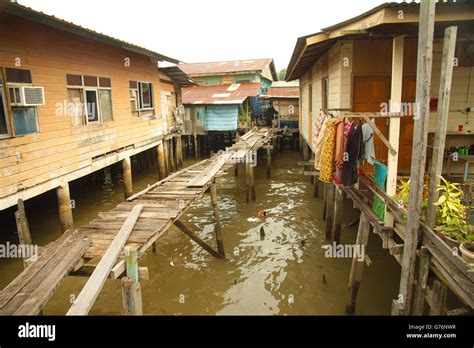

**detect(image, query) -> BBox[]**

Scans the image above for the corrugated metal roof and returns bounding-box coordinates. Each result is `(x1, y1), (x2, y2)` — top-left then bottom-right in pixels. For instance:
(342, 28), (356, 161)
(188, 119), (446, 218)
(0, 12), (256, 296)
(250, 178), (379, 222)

(180, 59), (278, 80)
(1, 1), (179, 63)
(159, 66), (197, 87)
(182, 83), (261, 105)
(266, 87), (299, 99)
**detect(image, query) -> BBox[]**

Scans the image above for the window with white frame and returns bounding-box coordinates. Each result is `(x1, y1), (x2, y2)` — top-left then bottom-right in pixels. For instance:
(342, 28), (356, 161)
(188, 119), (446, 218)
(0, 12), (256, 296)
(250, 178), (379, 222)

(1, 67), (41, 137)
(66, 74), (113, 125)
(130, 80), (154, 115)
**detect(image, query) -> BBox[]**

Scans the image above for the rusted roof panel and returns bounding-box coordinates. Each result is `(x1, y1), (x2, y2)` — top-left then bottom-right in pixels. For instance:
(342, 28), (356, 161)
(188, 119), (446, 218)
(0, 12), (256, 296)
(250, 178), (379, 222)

(180, 59), (277, 79)
(182, 83), (261, 105)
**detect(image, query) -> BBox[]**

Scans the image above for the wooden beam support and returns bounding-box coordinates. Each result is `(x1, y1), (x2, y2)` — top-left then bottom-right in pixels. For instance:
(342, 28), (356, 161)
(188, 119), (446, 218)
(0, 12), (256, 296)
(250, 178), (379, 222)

(176, 135), (183, 168)
(67, 204), (143, 315)
(346, 213), (370, 314)
(194, 134), (199, 160)
(430, 279), (448, 315)
(15, 199), (32, 247)
(174, 220), (224, 259)
(56, 183), (74, 233)
(426, 26), (458, 228)
(413, 248), (431, 315)
(163, 139), (170, 176)
(122, 157), (133, 200)
(385, 35), (404, 230)
(396, 0), (435, 316)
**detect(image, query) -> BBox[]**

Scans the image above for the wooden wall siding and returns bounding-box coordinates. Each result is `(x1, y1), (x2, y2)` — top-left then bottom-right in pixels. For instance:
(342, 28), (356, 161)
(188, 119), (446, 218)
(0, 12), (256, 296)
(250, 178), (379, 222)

(340, 41), (353, 110)
(0, 14), (165, 207)
(328, 43), (342, 110)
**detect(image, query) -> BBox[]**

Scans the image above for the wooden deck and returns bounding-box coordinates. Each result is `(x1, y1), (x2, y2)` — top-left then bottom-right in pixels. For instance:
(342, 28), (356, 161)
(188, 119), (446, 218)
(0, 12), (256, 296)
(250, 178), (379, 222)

(0, 127), (273, 315)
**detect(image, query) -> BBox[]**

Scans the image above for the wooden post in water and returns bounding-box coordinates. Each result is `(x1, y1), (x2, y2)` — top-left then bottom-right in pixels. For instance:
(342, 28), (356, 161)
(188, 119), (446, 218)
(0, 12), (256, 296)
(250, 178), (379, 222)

(303, 142), (309, 161)
(209, 181), (225, 256)
(163, 139), (170, 176)
(121, 247), (143, 315)
(332, 185), (343, 243)
(15, 199), (33, 268)
(325, 182), (335, 239)
(345, 213), (370, 315)
(234, 164), (239, 177)
(157, 141), (167, 180)
(313, 177), (319, 198)
(396, 0), (435, 316)
(56, 183), (74, 233)
(248, 152), (256, 202)
(322, 182), (328, 221)
(426, 26), (457, 228)
(266, 147), (271, 179)
(413, 248), (431, 315)
(169, 138), (177, 173)
(122, 157), (133, 200)
(176, 135), (183, 168)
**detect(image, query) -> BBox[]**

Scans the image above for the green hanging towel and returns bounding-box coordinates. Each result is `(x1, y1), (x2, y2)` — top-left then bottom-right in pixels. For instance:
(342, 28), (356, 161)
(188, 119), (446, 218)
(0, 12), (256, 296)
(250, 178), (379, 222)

(373, 161), (387, 221)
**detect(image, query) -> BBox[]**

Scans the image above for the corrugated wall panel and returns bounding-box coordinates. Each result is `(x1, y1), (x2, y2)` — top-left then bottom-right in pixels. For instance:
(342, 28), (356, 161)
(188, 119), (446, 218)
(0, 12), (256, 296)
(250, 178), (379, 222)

(205, 105), (238, 131)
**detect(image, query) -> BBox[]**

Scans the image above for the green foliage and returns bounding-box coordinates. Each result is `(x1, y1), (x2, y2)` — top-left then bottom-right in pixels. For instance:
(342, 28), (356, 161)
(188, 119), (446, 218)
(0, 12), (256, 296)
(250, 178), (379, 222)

(278, 69), (287, 81)
(434, 176), (474, 243)
(238, 106), (249, 123)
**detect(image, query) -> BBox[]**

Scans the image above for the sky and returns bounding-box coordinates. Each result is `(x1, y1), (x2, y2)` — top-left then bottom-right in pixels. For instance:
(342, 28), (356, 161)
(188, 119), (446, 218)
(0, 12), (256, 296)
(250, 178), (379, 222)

(19, 0), (389, 72)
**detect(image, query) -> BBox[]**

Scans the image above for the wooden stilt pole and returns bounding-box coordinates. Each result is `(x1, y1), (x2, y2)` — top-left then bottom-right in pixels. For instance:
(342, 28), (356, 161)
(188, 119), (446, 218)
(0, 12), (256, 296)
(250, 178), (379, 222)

(303, 142), (309, 161)
(210, 181), (225, 256)
(429, 279), (447, 315)
(122, 157), (133, 200)
(266, 147), (271, 179)
(15, 199), (33, 268)
(325, 182), (335, 239)
(169, 138), (177, 173)
(345, 213), (370, 315)
(313, 177), (319, 198)
(194, 134), (199, 160)
(413, 248), (431, 315)
(396, 0), (435, 316)
(332, 185), (343, 243)
(322, 182), (328, 221)
(163, 139), (170, 176)
(176, 135), (183, 168)
(121, 247), (143, 315)
(157, 141), (167, 180)
(247, 153), (256, 202)
(234, 164), (239, 177)
(56, 183), (73, 233)
(426, 26), (458, 228)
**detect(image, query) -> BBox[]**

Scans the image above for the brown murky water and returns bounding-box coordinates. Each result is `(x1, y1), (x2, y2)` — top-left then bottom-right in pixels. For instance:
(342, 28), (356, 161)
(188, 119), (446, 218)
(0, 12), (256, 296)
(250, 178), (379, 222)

(0, 150), (401, 315)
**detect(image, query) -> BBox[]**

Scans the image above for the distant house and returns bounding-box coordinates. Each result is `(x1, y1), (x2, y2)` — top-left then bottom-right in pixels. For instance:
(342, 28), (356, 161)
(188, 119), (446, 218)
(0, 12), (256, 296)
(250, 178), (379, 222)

(260, 81), (300, 130)
(182, 82), (261, 135)
(0, 0), (178, 211)
(179, 58), (278, 128)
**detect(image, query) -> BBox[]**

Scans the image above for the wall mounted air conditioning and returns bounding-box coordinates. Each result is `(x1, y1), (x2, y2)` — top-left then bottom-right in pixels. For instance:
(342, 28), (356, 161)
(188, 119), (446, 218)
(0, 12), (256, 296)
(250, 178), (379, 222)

(9, 86), (45, 106)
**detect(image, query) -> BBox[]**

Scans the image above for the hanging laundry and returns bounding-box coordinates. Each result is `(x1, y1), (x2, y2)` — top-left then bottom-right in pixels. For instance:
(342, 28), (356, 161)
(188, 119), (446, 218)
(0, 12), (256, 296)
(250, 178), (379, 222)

(342, 121), (363, 186)
(319, 118), (337, 182)
(361, 123), (376, 165)
(314, 111), (326, 140)
(313, 116), (329, 170)
(333, 118), (351, 185)
(372, 161), (388, 220)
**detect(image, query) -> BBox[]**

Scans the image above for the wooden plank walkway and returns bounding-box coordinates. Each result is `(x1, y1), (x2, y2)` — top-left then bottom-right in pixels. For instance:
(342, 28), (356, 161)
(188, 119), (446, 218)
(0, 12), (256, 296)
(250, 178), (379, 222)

(0, 127), (273, 315)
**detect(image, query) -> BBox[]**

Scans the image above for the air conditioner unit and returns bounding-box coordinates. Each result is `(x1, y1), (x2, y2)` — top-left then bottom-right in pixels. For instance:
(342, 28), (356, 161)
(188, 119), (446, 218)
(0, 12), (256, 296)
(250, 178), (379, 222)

(9, 86), (45, 106)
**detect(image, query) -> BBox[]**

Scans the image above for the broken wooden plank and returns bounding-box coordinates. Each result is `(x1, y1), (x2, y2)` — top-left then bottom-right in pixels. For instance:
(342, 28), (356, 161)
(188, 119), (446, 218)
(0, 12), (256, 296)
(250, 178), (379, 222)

(67, 204), (143, 315)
